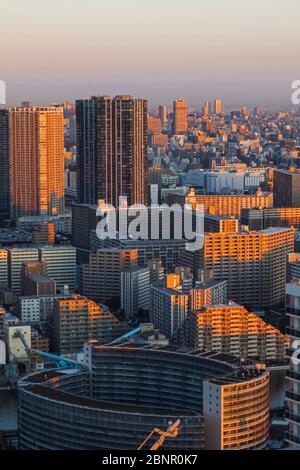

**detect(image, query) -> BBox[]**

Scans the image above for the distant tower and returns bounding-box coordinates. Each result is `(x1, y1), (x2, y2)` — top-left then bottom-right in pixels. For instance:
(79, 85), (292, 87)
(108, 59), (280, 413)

(9, 106), (64, 220)
(214, 99), (222, 115)
(158, 105), (168, 125)
(202, 101), (211, 116)
(173, 99), (188, 135)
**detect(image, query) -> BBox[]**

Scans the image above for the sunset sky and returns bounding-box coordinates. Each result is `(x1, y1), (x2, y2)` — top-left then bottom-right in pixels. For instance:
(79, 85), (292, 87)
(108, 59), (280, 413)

(1, 0), (299, 107)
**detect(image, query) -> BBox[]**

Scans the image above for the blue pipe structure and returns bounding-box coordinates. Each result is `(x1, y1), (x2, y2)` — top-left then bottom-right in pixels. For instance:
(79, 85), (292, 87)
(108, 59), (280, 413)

(110, 326), (142, 345)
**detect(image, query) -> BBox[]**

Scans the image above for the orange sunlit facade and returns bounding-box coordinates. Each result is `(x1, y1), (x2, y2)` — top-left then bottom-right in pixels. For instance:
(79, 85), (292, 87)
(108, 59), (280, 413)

(168, 188), (273, 217)
(9, 106), (64, 220)
(204, 369), (270, 450)
(173, 99), (187, 135)
(197, 227), (294, 308)
(188, 304), (290, 360)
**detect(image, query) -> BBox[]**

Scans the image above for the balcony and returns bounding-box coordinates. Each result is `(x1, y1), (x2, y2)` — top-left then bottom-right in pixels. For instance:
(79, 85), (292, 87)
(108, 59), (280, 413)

(286, 370), (300, 382)
(286, 432), (300, 445)
(286, 412), (300, 424)
(286, 308), (300, 318)
(286, 391), (300, 403)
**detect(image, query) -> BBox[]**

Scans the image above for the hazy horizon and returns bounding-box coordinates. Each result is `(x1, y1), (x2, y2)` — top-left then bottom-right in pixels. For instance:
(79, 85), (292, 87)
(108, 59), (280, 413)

(1, 0), (299, 108)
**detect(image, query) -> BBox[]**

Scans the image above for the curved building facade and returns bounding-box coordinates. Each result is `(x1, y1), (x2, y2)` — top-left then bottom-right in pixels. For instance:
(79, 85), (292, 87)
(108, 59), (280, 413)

(204, 369), (270, 450)
(18, 346), (269, 450)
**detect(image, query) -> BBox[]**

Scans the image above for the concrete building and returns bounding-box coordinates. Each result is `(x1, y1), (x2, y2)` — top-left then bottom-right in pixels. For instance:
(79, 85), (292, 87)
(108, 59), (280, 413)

(0, 249), (8, 287)
(80, 248), (138, 304)
(285, 280), (300, 448)
(167, 188), (273, 217)
(185, 304), (289, 360)
(71, 203), (99, 262)
(17, 214), (72, 236)
(38, 246), (76, 292)
(107, 238), (187, 273)
(32, 222), (55, 245)
(204, 213), (239, 234)
(121, 267), (150, 320)
(213, 98), (222, 115)
(52, 295), (127, 354)
(76, 96), (148, 206)
(16, 297), (42, 324)
(7, 247), (39, 295)
(287, 254), (300, 282)
(241, 207), (300, 232)
(21, 260), (56, 296)
(190, 280), (228, 310)
(0, 307), (4, 337)
(158, 105), (168, 125)
(0, 109), (10, 220)
(204, 368), (269, 450)
(17, 347), (270, 450)
(173, 99), (187, 135)
(274, 168), (300, 208)
(195, 227), (294, 309)
(150, 275), (189, 338)
(9, 106), (64, 219)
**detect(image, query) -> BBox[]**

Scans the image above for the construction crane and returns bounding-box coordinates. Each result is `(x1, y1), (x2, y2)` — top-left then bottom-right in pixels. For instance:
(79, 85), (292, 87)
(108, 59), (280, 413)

(138, 420), (181, 451)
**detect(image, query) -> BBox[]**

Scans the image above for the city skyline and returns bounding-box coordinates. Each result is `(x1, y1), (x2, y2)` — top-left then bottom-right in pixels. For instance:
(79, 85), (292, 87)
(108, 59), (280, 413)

(1, 0), (300, 107)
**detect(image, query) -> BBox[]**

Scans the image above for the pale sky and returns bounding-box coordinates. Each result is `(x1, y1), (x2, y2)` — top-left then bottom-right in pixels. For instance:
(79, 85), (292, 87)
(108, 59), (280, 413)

(1, 0), (299, 108)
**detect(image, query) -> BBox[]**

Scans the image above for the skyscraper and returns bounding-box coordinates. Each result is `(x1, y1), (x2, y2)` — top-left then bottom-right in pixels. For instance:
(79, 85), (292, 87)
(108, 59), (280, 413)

(0, 109), (10, 221)
(9, 106), (64, 220)
(76, 95), (148, 207)
(173, 99), (187, 135)
(214, 98), (222, 115)
(158, 105), (168, 125)
(274, 168), (300, 208)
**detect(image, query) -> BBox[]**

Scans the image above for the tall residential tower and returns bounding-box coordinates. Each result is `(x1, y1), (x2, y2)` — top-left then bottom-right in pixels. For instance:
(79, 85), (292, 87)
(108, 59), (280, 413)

(9, 106), (64, 220)
(76, 95), (148, 206)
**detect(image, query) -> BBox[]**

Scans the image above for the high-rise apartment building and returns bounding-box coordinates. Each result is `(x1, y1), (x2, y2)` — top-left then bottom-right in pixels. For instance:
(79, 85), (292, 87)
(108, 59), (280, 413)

(21, 260), (55, 296)
(167, 188), (273, 217)
(9, 106), (64, 219)
(214, 98), (222, 115)
(7, 247), (39, 295)
(285, 280), (300, 448)
(150, 275), (189, 338)
(190, 280), (228, 310)
(80, 248), (138, 304)
(0, 109), (10, 220)
(121, 267), (151, 320)
(52, 295), (127, 354)
(202, 101), (212, 116)
(158, 105), (168, 125)
(0, 250), (8, 287)
(195, 227), (294, 309)
(38, 246), (76, 292)
(0, 306), (4, 337)
(241, 207), (300, 232)
(204, 368), (270, 450)
(185, 304), (289, 361)
(287, 253), (300, 282)
(76, 95), (148, 206)
(173, 99), (187, 135)
(274, 168), (300, 208)
(204, 213), (239, 233)
(147, 117), (161, 135)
